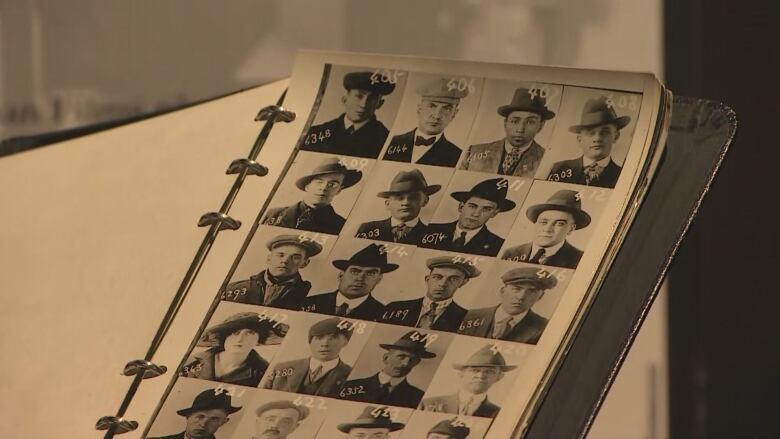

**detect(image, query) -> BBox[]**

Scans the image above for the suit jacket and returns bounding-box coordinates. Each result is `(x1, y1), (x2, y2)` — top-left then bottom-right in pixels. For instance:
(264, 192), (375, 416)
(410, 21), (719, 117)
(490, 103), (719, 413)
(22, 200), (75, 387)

(355, 217), (428, 245)
(420, 221), (505, 257)
(500, 241), (583, 269)
(261, 201), (345, 235)
(220, 271), (311, 310)
(339, 373), (425, 408)
(263, 357), (351, 397)
(382, 129), (462, 167)
(548, 156), (622, 188)
(299, 291), (385, 321)
(301, 114), (389, 158)
(380, 297), (467, 333)
(458, 306), (548, 345)
(460, 139), (545, 177)
(419, 393), (501, 418)
(179, 347), (269, 387)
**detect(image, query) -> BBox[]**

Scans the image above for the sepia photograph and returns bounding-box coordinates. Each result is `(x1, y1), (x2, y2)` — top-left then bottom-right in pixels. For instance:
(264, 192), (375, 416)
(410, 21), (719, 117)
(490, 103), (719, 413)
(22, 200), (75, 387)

(399, 411), (491, 439)
(315, 400), (413, 439)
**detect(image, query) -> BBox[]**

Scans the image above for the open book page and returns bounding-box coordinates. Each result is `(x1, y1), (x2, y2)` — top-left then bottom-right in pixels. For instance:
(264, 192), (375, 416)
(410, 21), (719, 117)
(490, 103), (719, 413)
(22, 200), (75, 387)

(144, 51), (664, 439)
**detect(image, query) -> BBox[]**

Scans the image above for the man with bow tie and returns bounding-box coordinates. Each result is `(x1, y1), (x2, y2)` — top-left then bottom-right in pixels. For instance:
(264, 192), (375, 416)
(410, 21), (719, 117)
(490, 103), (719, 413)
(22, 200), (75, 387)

(355, 169), (441, 245)
(547, 95), (632, 188)
(382, 78), (469, 167)
(457, 267), (555, 345)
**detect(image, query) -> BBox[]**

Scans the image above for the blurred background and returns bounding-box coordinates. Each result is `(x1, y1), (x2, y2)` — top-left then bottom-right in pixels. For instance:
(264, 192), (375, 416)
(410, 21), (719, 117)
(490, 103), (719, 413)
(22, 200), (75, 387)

(1, 1), (775, 438)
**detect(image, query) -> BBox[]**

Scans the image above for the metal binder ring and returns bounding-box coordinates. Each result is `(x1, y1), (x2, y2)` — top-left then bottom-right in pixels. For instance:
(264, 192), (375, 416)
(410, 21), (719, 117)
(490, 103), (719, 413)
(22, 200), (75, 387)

(255, 105), (296, 123)
(95, 416), (139, 434)
(226, 158), (269, 176)
(198, 212), (241, 231)
(122, 359), (168, 379)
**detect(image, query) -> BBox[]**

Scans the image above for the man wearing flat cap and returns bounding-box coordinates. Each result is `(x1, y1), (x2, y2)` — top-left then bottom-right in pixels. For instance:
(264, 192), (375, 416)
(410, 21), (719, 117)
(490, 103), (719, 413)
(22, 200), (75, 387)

(426, 418), (471, 439)
(421, 178), (516, 257)
(181, 312), (287, 387)
(355, 169), (441, 245)
(458, 267), (555, 344)
(548, 95), (631, 188)
(461, 87), (555, 177)
(501, 189), (591, 269)
(381, 256), (480, 332)
(336, 406), (405, 438)
(301, 243), (396, 320)
(149, 388), (241, 439)
(252, 400), (309, 439)
(420, 344), (516, 418)
(262, 316), (353, 397)
(302, 71), (396, 158)
(262, 157), (363, 235)
(220, 234), (322, 310)
(382, 78), (468, 167)
(338, 330), (437, 408)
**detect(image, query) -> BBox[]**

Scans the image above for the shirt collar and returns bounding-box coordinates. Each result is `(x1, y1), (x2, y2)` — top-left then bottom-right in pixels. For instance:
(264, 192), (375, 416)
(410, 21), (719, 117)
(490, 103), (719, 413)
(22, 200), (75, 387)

(422, 296), (452, 311)
(414, 128), (443, 146)
(504, 139), (533, 154)
(309, 357), (340, 374)
(583, 156), (612, 168)
(263, 270), (299, 286)
(378, 372), (405, 387)
(343, 114), (370, 132)
(390, 216), (420, 228)
(336, 293), (369, 309)
(459, 389), (489, 403)
(531, 239), (566, 258)
(454, 224), (482, 244)
(494, 306), (528, 327)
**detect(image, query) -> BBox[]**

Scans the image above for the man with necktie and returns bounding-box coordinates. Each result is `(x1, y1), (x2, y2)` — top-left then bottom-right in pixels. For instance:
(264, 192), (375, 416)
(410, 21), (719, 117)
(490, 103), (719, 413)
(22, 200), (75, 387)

(382, 78), (469, 167)
(302, 71), (397, 158)
(547, 95), (632, 188)
(301, 243), (397, 320)
(420, 344), (516, 419)
(381, 256), (480, 332)
(501, 189), (591, 269)
(460, 87), (555, 177)
(148, 389), (241, 439)
(421, 178), (516, 257)
(355, 169), (441, 245)
(262, 317), (354, 397)
(458, 267), (556, 344)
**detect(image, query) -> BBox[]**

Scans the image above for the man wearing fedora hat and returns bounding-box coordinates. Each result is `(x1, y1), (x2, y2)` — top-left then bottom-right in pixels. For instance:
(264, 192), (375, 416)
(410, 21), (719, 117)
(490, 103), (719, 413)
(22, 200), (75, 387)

(262, 316), (354, 397)
(302, 71), (396, 158)
(336, 406), (405, 438)
(420, 344), (516, 418)
(381, 256), (480, 332)
(425, 418), (471, 439)
(148, 388), (241, 439)
(355, 169), (441, 245)
(458, 267), (556, 344)
(338, 330), (437, 408)
(301, 243), (397, 320)
(262, 157), (363, 235)
(180, 312), (287, 387)
(382, 78), (468, 167)
(421, 177), (516, 257)
(252, 400), (309, 439)
(220, 234), (323, 310)
(460, 87), (555, 177)
(547, 95), (631, 188)
(501, 189), (591, 269)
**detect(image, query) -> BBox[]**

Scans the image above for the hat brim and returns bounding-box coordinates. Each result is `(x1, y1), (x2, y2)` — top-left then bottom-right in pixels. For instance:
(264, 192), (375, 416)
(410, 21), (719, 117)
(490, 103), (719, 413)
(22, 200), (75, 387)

(452, 362), (517, 372)
(497, 105), (556, 120)
(332, 259), (399, 273)
(267, 239), (322, 257)
(200, 317), (285, 346)
(337, 421), (405, 433)
(568, 115), (631, 133)
(451, 192), (516, 212)
(378, 343), (437, 359)
(428, 262), (481, 279)
(295, 169), (362, 191)
(177, 405), (241, 417)
(377, 184), (441, 198)
(526, 203), (591, 229)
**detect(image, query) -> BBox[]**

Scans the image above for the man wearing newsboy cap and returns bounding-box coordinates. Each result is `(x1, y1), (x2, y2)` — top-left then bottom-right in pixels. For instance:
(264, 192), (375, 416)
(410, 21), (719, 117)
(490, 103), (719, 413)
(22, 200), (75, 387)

(501, 189), (591, 269)
(420, 344), (516, 418)
(302, 71), (396, 158)
(220, 233), (322, 310)
(382, 78), (469, 167)
(460, 87), (555, 177)
(252, 400), (309, 439)
(148, 388), (241, 439)
(262, 157), (363, 235)
(262, 316), (354, 397)
(547, 95), (631, 188)
(458, 267), (556, 344)
(355, 169), (441, 245)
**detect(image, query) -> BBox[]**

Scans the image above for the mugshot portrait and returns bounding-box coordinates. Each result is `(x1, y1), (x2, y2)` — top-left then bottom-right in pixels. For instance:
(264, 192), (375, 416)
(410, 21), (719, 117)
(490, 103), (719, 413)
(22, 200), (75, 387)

(401, 410), (492, 439)
(314, 400), (413, 439)
(536, 85), (642, 189)
(229, 390), (329, 439)
(459, 79), (561, 179)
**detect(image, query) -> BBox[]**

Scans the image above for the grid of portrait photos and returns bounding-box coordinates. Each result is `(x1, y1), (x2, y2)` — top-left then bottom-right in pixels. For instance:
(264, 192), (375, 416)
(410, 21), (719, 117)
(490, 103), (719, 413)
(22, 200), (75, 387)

(146, 64), (644, 439)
